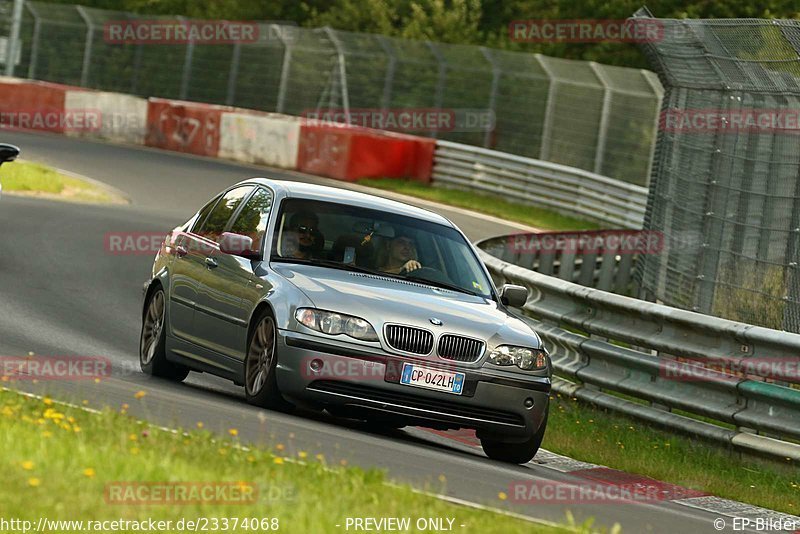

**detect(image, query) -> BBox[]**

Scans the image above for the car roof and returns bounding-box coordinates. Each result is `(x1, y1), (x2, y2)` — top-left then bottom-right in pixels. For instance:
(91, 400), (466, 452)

(240, 178), (454, 227)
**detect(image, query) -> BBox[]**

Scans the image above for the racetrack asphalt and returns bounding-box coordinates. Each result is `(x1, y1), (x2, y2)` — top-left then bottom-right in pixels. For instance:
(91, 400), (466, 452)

(0, 130), (761, 533)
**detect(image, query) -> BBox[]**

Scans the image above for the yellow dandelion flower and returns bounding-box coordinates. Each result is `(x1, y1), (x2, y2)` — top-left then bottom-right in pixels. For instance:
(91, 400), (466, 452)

(83, 468), (95, 478)
(273, 457), (284, 465)
(128, 434), (137, 442)
(275, 443), (285, 451)
(228, 428), (238, 437)
(134, 391), (146, 400)
(196, 422), (204, 429)
(21, 460), (34, 471)
(28, 478), (41, 487)
(298, 451), (308, 459)
(43, 398), (53, 406)
(498, 492), (507, 500)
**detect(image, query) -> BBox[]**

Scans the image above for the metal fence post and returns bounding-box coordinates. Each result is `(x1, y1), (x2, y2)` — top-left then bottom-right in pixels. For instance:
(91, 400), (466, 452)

(25, 0), (40, 78)
(376, 35), (395, 112)
(323, 27), (350, 123)
(641, 69), (663, 188)
(589, 62), (612, 175)
(275, 24), (293, 113)
(479, 46), (500, 149)
(535, 54), (557, 161)
(226, 39), (241, 106)
(75, 5), (94, 87)
(178, 16), (194, 100)
(426, 41), (446, 138)
(4, 0), (24, 76)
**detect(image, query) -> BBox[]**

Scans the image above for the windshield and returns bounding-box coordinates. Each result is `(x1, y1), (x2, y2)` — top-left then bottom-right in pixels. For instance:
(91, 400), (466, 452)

(270, 198), (494, 299)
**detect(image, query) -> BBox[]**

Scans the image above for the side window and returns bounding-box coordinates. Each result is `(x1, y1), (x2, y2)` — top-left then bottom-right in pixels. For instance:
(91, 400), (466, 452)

(229, 187), (274, 254)
(196, 186), (253, 242)
(190, 194), (221, 234)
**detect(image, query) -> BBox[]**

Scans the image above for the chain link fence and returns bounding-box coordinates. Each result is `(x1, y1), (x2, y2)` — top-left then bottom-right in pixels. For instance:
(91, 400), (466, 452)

(634, 8), (800, 332)
(0, 0), (662, 186)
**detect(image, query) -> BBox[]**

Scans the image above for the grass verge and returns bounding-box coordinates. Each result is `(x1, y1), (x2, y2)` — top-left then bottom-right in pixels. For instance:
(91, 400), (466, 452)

(0, 389), (581, 534)
(2, 161), (126, 204)
(544, 393), (799, 514)
(357, 178), (600, 231)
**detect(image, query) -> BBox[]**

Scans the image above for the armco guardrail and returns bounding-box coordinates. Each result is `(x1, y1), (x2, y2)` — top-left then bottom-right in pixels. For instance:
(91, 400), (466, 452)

(434, 140), (648, 229)
(481, 230), (647, 295)
(477, 238), (800, 462)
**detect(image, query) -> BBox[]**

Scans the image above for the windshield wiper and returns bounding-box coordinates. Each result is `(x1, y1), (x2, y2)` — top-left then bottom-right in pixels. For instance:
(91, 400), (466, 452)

(404, 275), (479, 297)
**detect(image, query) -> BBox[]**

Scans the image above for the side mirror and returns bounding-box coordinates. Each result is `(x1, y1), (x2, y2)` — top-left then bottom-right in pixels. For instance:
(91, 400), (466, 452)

(500, 284), (528, 308)
(219, 232), (255, 257)
(0, 144), (20, 166)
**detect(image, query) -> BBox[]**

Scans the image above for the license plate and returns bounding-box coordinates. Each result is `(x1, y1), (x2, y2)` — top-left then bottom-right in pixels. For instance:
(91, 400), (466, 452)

(400, 363), (465, 395)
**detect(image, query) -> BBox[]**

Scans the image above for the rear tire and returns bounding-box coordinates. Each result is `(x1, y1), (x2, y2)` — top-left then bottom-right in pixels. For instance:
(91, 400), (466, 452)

(140, 287), (190, 382)
(480, 407), (548, 464)
(244, 310), (291, 410)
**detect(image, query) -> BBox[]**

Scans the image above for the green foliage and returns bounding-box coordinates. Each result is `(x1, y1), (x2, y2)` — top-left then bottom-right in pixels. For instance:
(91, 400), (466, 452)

(38, 0), (800, 68)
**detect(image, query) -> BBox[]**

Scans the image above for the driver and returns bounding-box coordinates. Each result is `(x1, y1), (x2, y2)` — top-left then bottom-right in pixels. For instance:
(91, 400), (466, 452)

(379, 233), (422, 274)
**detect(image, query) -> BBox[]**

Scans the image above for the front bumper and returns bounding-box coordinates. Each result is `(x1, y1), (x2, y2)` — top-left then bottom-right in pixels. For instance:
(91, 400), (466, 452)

(275, 330), (550, 441)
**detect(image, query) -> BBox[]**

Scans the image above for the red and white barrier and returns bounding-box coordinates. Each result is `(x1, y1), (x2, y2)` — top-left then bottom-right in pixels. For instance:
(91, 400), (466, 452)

(145, 98), (229, 157)
(297, 123), (434, 183)
(0, 76), (436, 183)
(219, 112), (300, 169)
(65, 90), (147, 144)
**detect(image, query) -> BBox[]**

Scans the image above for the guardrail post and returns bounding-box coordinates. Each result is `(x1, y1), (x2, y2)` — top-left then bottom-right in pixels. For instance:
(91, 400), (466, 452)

(25, 0), (40, 78)
(226, 39), (241, 106)
(589, 62), (612, 175)
(178, 16), (194, 100)
(480, 46), (500, 149)
(426, 41), (447, 139)
(324, 27), (350, 124)
(535, 54), (557, 161)
(4, 0), (24, 77)
(376, 35), (396, 112)
(75, 5), (94, 87)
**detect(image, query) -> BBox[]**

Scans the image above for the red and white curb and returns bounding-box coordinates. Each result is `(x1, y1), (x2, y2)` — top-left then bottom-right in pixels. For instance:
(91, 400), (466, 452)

(421, 428), (800, 533)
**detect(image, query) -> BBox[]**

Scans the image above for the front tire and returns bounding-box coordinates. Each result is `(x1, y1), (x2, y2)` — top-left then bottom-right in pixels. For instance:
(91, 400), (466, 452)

(140, 287), (190, 382)
(480, 407), (548, 464)
(244, 311), (291, 410)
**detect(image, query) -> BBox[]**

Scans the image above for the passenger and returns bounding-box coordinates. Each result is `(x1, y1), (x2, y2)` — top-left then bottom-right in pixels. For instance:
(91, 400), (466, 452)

(379, 233), (422, 274)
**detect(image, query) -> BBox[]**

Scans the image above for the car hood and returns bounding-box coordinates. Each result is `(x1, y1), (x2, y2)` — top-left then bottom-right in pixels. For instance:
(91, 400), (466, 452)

(272, 263), (540, 348)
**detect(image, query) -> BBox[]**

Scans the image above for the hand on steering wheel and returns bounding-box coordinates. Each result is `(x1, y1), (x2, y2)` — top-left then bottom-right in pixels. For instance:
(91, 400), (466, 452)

(399, 260), (422, 274)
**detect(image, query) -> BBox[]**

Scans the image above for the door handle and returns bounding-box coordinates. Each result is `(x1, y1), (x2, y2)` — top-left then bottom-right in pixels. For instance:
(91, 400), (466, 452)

(175, 245), (188, 258)
(205, 257), (218, 269)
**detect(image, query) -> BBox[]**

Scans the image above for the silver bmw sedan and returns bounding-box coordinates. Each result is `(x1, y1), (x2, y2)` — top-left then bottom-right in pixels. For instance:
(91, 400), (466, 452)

(140, 178), (550, 463)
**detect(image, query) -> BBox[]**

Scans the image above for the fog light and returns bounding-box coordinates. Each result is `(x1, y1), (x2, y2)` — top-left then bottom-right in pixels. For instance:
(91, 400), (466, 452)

(524, 397), (534, 408)
(309, 358), (323, 372)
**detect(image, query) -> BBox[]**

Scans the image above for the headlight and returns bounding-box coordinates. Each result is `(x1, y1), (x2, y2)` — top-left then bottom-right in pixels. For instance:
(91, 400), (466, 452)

(488, 345), (547, 370)
(294, 308), (379, 341)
